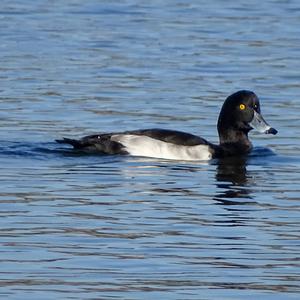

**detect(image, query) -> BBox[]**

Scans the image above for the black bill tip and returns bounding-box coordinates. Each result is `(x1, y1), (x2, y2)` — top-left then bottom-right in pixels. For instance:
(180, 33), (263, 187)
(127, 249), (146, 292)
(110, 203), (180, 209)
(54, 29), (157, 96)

(265, 127), (278, 135)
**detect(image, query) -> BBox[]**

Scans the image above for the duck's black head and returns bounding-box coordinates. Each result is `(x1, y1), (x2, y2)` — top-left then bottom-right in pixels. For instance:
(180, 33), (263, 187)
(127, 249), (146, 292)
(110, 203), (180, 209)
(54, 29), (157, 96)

(217, 90), (277, 154)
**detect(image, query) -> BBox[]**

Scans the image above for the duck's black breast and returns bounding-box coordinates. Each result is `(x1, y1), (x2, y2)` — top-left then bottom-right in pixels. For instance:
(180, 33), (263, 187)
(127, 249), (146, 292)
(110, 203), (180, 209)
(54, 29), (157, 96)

(212, 142), (252, 159)
(123, 128), (211, 146)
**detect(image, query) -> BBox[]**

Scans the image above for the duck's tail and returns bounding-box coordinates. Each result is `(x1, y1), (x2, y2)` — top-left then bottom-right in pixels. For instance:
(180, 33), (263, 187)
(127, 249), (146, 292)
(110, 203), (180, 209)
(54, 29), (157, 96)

(56, 138), (83, 149)
(56, 135), (127, 154)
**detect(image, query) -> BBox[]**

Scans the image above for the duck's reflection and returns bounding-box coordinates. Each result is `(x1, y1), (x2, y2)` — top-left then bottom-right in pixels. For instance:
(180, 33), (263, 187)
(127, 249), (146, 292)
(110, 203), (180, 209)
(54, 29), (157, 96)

(124, 155), (254, 204)
(214, 156), (253, 204)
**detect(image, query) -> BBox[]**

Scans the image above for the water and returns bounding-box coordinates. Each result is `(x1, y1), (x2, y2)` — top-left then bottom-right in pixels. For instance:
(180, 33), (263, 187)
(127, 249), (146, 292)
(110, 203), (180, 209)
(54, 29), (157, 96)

(0, 0), (300, 299)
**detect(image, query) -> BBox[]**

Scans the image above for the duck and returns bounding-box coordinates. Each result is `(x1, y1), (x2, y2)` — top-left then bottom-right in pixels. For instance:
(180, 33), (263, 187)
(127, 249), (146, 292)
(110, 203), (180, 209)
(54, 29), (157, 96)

(56, 90), (277, 161)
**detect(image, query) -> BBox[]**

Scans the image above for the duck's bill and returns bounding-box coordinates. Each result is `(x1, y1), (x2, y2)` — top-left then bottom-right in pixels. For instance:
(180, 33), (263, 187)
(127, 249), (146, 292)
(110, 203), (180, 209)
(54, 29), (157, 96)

(250, 111), (278, 135)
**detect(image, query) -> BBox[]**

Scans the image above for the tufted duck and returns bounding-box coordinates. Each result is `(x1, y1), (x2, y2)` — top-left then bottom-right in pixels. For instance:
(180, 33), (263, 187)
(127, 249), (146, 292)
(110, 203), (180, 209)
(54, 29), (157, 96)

(56, 90), (277, 160)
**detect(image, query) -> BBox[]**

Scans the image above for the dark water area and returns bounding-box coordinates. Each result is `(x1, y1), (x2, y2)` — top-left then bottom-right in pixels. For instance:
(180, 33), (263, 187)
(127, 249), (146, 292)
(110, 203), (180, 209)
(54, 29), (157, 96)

(1, 1), (300, 299)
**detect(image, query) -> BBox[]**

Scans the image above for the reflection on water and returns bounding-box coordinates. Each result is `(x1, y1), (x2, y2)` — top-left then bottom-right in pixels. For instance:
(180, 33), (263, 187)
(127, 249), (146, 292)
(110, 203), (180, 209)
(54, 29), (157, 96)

(215, 156), (252, 204)
(1, 0), (300, 299)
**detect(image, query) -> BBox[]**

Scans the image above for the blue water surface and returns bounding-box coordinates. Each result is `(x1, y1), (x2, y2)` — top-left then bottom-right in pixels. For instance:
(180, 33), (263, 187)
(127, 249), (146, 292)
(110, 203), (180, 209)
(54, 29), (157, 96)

(0, 1), (300, 299)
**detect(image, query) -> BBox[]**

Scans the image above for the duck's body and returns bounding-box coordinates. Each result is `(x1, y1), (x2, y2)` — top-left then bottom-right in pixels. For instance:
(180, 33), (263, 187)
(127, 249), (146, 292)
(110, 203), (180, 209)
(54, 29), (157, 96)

(57, 90), (277, 160)
(58, 128), (216, 160)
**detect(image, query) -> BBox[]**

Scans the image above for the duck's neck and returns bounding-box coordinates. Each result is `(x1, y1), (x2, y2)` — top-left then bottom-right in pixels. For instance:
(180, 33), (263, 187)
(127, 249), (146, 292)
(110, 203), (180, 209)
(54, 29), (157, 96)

(218, 127), (252, 156)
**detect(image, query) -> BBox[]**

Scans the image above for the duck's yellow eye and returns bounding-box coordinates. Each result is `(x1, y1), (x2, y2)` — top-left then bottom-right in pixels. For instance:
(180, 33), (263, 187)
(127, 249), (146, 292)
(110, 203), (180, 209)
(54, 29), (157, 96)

(239, 104), (246, 110)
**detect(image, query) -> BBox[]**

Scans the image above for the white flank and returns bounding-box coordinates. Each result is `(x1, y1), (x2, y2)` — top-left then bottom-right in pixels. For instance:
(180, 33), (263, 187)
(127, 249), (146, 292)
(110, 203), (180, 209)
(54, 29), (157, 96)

(111, 134), (212, 161)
